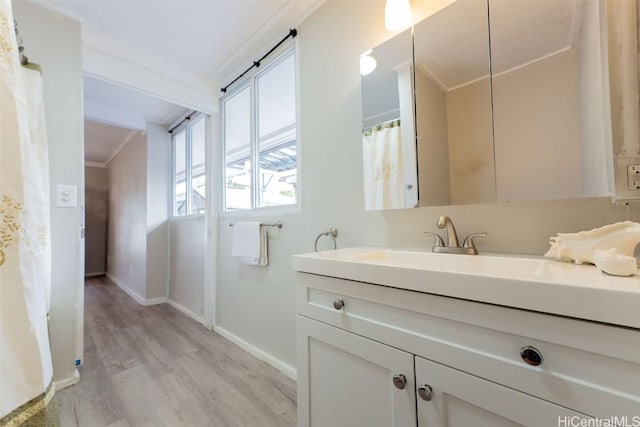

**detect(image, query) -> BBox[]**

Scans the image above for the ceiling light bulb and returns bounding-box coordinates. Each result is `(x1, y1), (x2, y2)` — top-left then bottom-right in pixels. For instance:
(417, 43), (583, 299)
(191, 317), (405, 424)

(360, 52), (377, 76)
(385, 0), (412, 31)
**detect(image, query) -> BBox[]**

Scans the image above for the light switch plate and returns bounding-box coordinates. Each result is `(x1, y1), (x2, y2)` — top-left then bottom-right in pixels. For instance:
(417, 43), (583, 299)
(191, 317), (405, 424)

(56, 184), (77, 208)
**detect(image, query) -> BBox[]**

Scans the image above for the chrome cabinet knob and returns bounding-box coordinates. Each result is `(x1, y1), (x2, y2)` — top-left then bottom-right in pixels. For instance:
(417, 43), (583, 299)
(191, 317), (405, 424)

(520, 346), (543, 366)
(392, 374), (407, 390)
(418, 385), (433, 401)
(333, 299), (345, 310)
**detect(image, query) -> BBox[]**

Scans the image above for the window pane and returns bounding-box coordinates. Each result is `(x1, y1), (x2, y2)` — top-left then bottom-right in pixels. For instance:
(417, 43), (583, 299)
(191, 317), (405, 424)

(174, 131), (187, 215)
(257, 52), (297, 207)
(258, 137), (297, 207)
(224, 86), (252, 210)
(257, 52), (296, 138)
(191, 117), (206, 214)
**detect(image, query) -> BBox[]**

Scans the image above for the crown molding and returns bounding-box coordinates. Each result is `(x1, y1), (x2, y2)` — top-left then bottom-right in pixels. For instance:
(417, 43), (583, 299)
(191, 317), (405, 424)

(84, 161), (107, 168)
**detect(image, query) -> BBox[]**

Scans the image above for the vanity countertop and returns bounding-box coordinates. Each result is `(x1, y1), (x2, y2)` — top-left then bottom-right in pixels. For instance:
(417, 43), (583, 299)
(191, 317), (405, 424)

(292, 247), (640, 329)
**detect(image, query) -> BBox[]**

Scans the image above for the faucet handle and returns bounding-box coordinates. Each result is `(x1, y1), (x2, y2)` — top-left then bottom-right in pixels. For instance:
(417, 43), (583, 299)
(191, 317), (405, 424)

(424, 232), (445, 247)
(463, 232), (487, 250)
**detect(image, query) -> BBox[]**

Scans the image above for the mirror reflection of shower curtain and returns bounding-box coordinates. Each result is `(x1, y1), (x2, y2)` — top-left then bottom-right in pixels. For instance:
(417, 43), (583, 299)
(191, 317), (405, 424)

(0, 1), (57, 425)
(363, 121), (405, 210)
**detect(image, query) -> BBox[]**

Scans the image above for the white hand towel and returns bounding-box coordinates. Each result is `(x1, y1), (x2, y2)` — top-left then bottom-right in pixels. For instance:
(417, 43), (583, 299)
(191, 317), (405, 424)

(232, 222), (268, 265)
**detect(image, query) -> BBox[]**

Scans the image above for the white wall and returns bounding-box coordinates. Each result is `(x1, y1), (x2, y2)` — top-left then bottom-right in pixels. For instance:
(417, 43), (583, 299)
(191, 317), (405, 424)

(214, 0), (637, 374)
(169, 216), (205, 319)
(106, 121), (193, 309)
(146, 122), (171, 300)
(164, 116), (207, 320)
(12, 0), (84, 384)
(493, 49), (583, 202)
(84, 166), (108, 276)
(107, 132), (147, 299)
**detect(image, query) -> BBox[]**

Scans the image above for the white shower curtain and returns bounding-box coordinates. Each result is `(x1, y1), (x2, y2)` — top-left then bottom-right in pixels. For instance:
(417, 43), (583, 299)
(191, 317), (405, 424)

(362, 121), (405, 210)
(0, 2), (57, 425)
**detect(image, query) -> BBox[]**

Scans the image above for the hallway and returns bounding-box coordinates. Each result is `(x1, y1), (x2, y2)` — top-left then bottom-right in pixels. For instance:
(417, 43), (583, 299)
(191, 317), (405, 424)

(57, 278), (297, 427)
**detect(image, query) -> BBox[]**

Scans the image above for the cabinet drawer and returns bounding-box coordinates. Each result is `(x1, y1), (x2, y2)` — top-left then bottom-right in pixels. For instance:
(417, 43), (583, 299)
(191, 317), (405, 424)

(415, 356), (586, 426)
(296, 272), (640, 418)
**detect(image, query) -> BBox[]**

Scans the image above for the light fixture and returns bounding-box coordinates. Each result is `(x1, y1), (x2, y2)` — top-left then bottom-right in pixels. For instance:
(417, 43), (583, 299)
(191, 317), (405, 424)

(384, 0), (412, 31)
(360, 50), (377, 76)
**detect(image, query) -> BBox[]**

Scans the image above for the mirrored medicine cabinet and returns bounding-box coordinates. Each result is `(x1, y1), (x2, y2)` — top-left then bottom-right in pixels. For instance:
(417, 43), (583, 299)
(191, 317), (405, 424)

(361, 0), (632, 211)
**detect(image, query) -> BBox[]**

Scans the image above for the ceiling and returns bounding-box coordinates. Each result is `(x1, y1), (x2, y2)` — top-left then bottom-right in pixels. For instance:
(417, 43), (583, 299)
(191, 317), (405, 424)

(84, 120), (137, 165)
(84, 75), (187, 131)
(41, 0), (320, 163)
(47, 0), (319, 87)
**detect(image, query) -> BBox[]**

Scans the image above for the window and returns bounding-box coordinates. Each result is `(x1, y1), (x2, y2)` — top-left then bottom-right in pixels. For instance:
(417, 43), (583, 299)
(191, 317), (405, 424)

(223, 48), (297, 211)
(173, 114), (207, 216)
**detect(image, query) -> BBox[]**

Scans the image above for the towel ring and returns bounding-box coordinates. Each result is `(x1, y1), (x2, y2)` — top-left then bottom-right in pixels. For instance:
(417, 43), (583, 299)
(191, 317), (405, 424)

(314, 227), (338, 252)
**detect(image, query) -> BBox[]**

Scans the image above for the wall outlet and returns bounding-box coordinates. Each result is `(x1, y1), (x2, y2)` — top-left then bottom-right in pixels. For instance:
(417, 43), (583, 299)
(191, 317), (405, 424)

(628, 165), (640, 190)
(615, 157), (640, 202)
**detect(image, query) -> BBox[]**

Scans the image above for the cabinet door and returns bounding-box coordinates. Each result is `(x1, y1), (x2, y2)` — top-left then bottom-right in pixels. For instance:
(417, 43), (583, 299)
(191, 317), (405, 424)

(415, 356), (587, 427)
(297, 316), (416, 427)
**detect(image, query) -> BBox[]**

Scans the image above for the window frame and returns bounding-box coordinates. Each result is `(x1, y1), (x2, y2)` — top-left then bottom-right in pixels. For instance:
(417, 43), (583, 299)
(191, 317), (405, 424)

(172, 112), (207, 217)
(221, 46), (299, 214)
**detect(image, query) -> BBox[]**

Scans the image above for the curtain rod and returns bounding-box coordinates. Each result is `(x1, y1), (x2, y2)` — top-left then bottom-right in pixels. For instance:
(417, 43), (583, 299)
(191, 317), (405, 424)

(168, 112), (194, 134)
(220, 28), (297, 94)
(363, 118), (401, 133)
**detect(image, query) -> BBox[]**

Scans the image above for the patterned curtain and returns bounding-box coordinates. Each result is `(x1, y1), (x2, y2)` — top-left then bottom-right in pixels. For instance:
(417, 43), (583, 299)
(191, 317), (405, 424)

(0, 2), (58, 425)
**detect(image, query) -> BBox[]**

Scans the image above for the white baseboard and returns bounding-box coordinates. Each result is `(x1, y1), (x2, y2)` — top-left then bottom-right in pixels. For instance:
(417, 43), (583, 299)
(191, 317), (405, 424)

(167, 299), (205, 324)
(84, 272), (105, 278)
(214, 326), (297, 381)
(106, 273), (146, 304)
(106, 273), (167, 306)
(145, 296), (169, 305)
(55, 369), (79, 390)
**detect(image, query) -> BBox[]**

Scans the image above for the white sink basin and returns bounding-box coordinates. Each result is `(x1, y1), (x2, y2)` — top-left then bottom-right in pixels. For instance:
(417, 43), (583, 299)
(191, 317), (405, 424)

(292, 247), (640, 328)
(303, 247), (571, 283)
(348, 249), (540, 275)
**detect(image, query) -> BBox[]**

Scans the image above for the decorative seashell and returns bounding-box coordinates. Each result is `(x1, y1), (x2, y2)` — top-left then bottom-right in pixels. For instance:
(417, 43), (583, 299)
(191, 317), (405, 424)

(545, 221), (640, 265)
(593, 248), (637, 277)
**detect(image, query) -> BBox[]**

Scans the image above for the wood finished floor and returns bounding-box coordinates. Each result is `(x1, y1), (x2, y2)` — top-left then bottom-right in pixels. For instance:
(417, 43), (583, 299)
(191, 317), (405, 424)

(57, 277), (297, 427)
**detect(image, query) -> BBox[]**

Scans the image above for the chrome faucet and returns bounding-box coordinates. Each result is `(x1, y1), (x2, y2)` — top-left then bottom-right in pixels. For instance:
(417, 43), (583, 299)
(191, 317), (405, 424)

(424, 216), (486, 255)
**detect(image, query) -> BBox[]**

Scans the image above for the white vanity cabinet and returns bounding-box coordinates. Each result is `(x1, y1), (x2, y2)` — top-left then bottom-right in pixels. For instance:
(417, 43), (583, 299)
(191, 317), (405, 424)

(297, 316), (584, 427)
(295, 271), (640, 427)
(297, 316), (416, 427)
